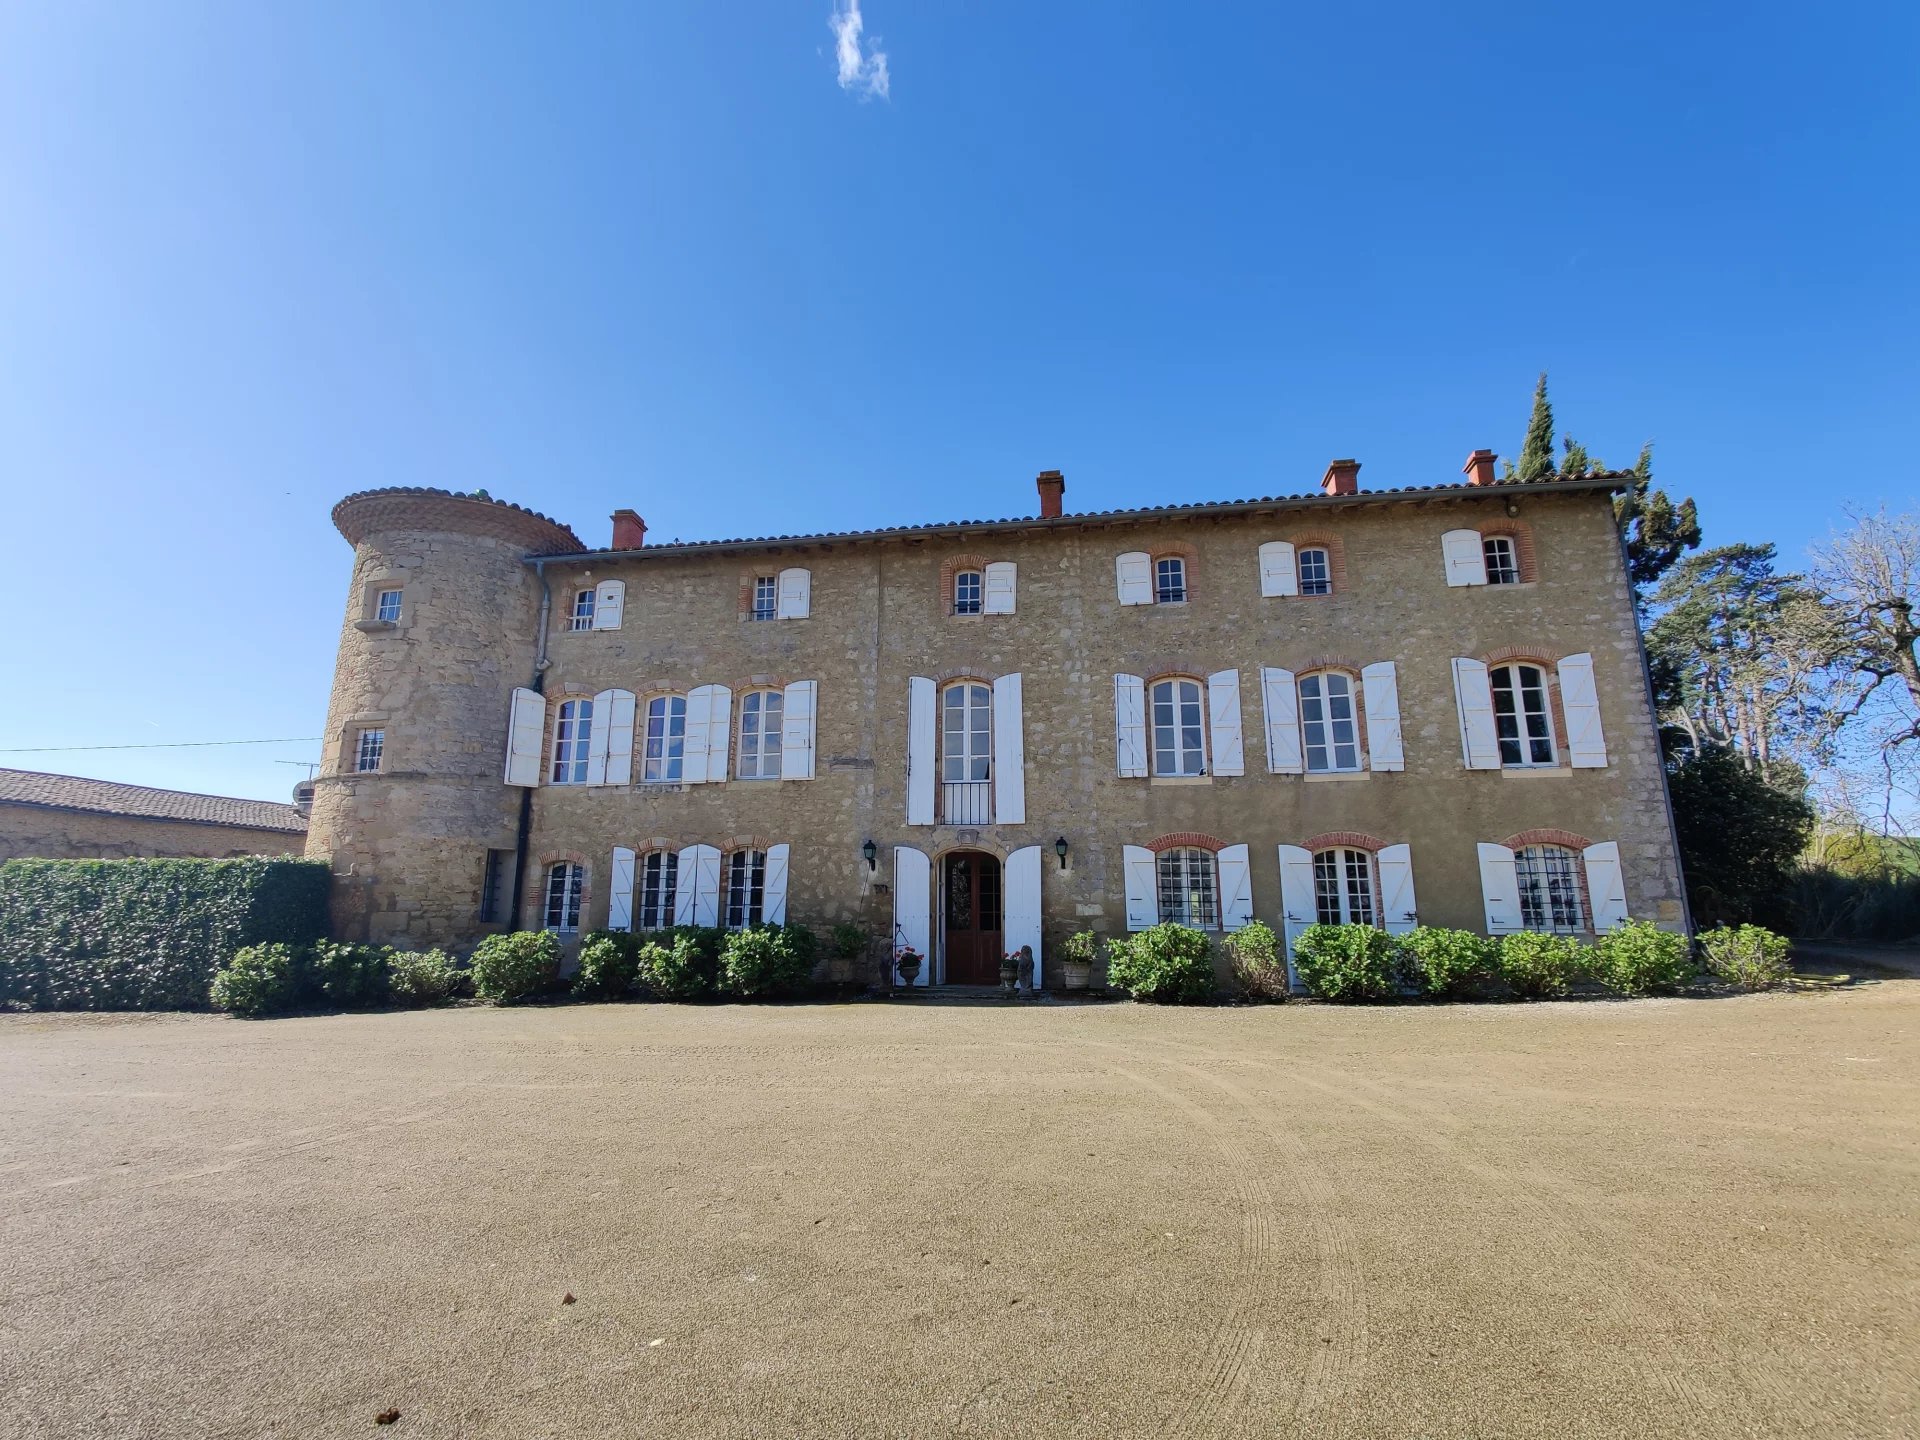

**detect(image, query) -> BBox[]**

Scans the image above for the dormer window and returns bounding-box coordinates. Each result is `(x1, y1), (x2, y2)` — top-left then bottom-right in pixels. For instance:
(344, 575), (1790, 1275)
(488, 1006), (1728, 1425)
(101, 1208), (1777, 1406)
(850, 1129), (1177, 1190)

(569, 589), (596, 630)
(1154, 557), (1187, 605)
(953, 570), (984, 615)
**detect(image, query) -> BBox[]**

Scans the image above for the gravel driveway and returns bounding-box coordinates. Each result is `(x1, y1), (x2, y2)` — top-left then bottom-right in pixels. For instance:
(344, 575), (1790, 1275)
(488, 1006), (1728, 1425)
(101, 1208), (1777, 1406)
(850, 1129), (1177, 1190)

(3, 984), (1916, 1437)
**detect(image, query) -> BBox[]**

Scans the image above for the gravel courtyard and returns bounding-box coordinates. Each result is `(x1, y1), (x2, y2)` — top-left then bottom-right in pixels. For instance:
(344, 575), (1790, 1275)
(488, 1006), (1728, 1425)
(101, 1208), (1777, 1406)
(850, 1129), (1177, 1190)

(3, 983), (1916, 1439)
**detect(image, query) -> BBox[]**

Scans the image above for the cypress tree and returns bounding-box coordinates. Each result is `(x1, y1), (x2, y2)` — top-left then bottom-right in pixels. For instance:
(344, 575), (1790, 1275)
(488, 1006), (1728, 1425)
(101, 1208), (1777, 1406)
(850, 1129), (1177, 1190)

(1516, 372), (1556, 481)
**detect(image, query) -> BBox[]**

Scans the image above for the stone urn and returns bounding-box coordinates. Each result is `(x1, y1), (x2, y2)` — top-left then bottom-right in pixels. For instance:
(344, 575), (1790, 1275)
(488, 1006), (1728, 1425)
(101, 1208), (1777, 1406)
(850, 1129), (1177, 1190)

(895, 950), (922, 985)
(1061, 959), (1092, 991)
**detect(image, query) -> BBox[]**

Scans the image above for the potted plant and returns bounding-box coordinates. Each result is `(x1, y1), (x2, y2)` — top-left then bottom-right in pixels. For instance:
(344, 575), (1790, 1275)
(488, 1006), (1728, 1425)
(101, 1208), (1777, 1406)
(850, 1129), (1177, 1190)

(894, 945), (923, 985)
(1062, 930), (1100, 991)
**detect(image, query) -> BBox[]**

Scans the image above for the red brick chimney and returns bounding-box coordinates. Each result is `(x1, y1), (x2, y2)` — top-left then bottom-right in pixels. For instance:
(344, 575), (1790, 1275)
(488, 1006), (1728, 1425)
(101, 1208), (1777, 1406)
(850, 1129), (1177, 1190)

(1321, 459), (1361, 496)
(610, 509), (647, 549)
(1463, 450), (1498, 487)
(1036, 470), (1066, 519)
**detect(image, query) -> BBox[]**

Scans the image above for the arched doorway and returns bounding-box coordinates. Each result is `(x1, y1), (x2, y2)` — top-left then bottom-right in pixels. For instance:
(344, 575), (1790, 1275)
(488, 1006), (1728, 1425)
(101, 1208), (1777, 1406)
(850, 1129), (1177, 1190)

(942, 850), (1003, 985)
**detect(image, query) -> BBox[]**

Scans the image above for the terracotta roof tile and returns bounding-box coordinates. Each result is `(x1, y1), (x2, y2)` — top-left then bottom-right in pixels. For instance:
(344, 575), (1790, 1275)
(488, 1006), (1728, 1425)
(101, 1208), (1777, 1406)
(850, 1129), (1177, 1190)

(0, 769), (309, 834)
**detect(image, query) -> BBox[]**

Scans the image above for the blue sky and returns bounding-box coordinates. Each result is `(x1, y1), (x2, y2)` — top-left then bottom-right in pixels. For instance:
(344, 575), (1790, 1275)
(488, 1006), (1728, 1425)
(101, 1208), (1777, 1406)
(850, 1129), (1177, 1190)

(1, 1), (1914, 802)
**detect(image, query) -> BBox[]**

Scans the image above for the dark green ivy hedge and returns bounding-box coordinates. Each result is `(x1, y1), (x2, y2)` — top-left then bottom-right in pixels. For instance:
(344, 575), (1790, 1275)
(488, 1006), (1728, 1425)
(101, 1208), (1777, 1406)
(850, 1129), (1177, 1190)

(0, 857), (331, 1010)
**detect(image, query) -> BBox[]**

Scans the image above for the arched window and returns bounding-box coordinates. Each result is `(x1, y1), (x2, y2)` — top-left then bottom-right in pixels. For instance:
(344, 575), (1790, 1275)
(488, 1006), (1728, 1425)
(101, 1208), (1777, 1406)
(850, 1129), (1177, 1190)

(637, 851), (678, 930)
(1298, 672), (1361, 773)
(1490, 663), (1555, 767)
(1156, 846), (1218, 927)
(551, 699), (594, 785)
(1149, 678), (1206, 776)
(1154, 556), (1188, 604)
(738, 690), (784, 779)
(1297, 547), (1332, 596)
(569, 588), (596, 630)
(725, 849), (766, 929)
(544, 861), (583, 932)
(1313, 847), (1376, 926)
(1516, 845), (1586, 932)
(940, 682), (992, 823)
(953, 570), (984, 615)
(1483, 535), (1520, 585)
(644, 695), (687, 782)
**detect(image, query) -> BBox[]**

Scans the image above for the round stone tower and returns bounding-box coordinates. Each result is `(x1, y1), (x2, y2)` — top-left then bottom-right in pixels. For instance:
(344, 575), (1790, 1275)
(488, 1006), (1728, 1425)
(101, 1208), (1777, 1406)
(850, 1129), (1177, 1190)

(305, 488), (582, 947)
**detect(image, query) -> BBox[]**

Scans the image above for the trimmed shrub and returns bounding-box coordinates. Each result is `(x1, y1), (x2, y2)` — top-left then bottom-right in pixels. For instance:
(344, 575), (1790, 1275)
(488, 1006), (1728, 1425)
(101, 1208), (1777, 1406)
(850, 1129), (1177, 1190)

(387, 949), (459, 1006)
(210, 943), (305, 1017)
(1497, 931), (1590, 999)
(1698, 924), (1793, 991)
(469, 930), (560, 1004)
(310, 941), (391, 1008)
(1105, 923), (1215, 1003)
(638, 930), (721, 1000)
(1292, 923), (1407, 1002)
(1400, 926), (1496, 999)
(0, 856), (330, 1011)
(1222, 920), (1288, 1001)
(573, 931), (642, 999)
(1594, 920), (1694, 995)
(721, 925), (818, 998)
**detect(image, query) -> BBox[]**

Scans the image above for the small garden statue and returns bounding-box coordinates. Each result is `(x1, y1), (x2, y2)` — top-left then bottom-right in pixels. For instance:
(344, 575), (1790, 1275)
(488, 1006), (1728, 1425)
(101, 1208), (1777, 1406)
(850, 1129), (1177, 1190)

(999, 949), (1023, 995)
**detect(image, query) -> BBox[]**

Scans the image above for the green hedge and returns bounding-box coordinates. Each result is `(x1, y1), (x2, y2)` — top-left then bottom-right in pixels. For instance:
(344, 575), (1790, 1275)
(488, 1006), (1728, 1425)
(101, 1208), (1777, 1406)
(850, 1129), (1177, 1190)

(0, 857), (331, 1011)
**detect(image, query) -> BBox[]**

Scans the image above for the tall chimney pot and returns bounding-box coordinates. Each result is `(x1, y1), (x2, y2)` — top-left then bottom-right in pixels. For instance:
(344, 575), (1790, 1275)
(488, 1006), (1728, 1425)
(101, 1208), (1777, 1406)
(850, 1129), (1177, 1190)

(1321, 459), (1361, 496)
(611, 509), (647, 549)
(1463, 450), (1498, 487)
(1036, 470), (1066, 519)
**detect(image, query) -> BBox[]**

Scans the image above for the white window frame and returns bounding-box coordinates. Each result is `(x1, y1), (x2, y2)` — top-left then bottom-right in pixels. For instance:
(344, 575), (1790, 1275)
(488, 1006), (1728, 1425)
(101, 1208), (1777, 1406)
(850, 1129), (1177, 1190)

(737, 689), (785, 780)
(1149, 677), (1207, 777)
(355, 728), (384, 774)
(1156, 846), (1219, 928)
(638, 851), (678, 930)
(1313, 847), (1377, 926)
(750, 575), (777, 622)
(953, 570), (984, 615)
(569, 588), (596, 630)
(725, 849), (767, 930)
(1296, 548), (1331, 596)
(1154, 556), (1188, 605)
(940, 681), (992, 823)
(550, 700), (593, 785)
(1484, 535), (1520, 585)
(374, 589), (402, 624)
(1516, 845), (1587, 933)
(1490, 662), (1557, 767)
(1298, 671), (1361, 773)
(643, 694), (687, 783)
(544, 861), (584, 932)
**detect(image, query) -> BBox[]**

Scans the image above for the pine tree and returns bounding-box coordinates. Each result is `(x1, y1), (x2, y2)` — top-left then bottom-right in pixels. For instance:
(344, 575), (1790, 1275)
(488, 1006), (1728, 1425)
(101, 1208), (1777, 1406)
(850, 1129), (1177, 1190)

(1515, 373), (1556, 482)
(1613, 444), (1703, 587)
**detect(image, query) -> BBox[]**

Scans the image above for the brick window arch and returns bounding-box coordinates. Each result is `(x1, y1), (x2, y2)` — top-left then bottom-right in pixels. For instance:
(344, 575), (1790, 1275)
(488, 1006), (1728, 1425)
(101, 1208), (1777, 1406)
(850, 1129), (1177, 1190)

(1289, 532), (1348, 596)
(1148, 541), (1198, 604)
(1478, 520), (1538, 584)
(1144, 831), (1228, 853)
(939, 553), (992, 615)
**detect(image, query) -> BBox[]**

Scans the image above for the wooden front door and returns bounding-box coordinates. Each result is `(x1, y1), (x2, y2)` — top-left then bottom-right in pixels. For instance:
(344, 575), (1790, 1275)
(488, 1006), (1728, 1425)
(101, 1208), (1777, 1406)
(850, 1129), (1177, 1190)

(942, 852), (1004, 985)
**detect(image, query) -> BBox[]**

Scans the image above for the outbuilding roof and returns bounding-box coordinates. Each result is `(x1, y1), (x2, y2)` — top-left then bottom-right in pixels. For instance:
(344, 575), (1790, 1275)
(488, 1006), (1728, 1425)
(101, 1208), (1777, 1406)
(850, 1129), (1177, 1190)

(0, 769), (309, 834)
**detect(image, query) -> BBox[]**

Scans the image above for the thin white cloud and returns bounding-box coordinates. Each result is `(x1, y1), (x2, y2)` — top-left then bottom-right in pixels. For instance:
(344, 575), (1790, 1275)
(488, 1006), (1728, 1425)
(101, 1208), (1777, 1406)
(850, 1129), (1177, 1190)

(829, 0), (890, 100)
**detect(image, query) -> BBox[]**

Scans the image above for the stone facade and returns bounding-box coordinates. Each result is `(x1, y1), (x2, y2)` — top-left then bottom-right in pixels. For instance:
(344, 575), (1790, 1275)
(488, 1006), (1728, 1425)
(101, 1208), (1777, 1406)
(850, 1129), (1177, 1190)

(304, 469), (1688, 986)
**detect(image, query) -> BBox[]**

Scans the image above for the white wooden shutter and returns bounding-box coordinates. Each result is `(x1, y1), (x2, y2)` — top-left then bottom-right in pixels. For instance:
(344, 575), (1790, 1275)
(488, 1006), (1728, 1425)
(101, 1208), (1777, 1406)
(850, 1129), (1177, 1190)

(1558, 653), (1609, 768)
(1217, 843), (1253, 931)
(1207, 669), (1244, 777)
(983, 561), (1017, 615)
(1258, 541), (1297, 598)
(1115, 551), (1152, 606)
(776, 567), (811, 619)
(906, 677), (936, 825)
(1376, 843), (1417, 934)
(1003, 845), (1042, 986)
(681, 687), (713, 785)
(781, 680), (816, 780)
(1113, 674), (1147, 778)
(762, 843), (790, 925)
(608, 847), (635, 932)
(602, 688), (636, 786)
(592, 579), (625, 630)
(1122, 845), (1159, 931)
(1442, 528), (1487, 586)
(505, 687), (545, 787)
(1583, 841), (1629, 931)
(1477, 842), (1523, 934)
(892, 846), (931, 986)
(1276, 844), (1316, 989)
(992, 673), (1026, 824)
(1360, 662), (1404, 773)
(706, 686), (732, 782)
(675, 844), (721, 927)
(1452, 658), (1501, 769)
(584, 693), (611, 786)
(1260, 667), (1302, 774)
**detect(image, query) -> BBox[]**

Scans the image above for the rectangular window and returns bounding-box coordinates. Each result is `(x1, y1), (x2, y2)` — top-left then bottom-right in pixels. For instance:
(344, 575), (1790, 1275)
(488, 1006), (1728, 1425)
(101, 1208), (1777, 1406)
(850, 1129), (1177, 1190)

(1299, 673), (1360, 772)
(725, 850), (766, 930)
(1156, 847), (1218, 928)
(375, 589), (402, 623)
(569, 589), (596, 630)
(545, 862), (583, 932)
(1491, 664), (1555, 766)
(638, 851), (678, 929)
(738, 690), (784, 779)
(1297, 549), (1330, 596)
(1149, 678), (1206, 776)
(643, 696), (687, 782)
(355, 729), (384, 773)
(1154, 557), (1187, 604)
(751, 576), (777, 621)
(480, 849), (510, 923)
(953, 571), (983, 615)
(1484, 536), (1520, 585)
(551, 700), (593, 784)
(1313, 848), (1376, 926)
(1516, 846), (1586, 932)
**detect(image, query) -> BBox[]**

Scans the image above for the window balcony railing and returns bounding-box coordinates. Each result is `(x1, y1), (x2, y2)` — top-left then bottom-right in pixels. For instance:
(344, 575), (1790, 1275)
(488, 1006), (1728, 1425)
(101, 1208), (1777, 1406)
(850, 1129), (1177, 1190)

(940, 780), (993, 825)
